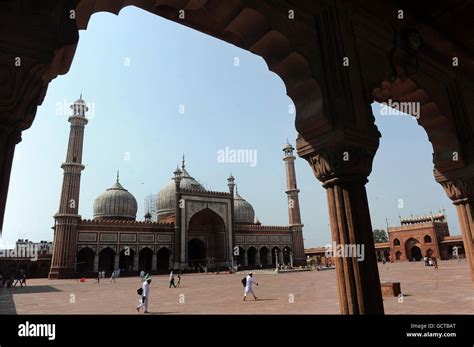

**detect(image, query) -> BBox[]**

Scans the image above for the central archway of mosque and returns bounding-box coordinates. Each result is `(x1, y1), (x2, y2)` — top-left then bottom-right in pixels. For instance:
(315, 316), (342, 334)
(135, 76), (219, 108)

(187, 208), (227, 268)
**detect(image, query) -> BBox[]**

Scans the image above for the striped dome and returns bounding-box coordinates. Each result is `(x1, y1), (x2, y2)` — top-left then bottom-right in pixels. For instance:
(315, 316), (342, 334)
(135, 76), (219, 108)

(234, 190), (255, 224)
(156, 167), (205, 220)
(93, 179), (137, 220)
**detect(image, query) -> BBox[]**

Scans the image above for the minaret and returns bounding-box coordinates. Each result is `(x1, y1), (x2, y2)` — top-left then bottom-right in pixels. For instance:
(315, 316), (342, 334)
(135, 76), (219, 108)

(283, 141), (305, 265)
(49, 96), (88, 279)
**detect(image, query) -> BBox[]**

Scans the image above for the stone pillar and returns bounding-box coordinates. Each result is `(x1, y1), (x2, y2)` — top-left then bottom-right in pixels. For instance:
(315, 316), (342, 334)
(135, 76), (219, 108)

(152, 253), (157, 271)
(133, 254), (139, 271)
(267, 252), (272, 266)
(93, 255), (99, 273)
(173, 167), (183, 269)
(279, 250), (284, 265)
(243, 249), (248, 266)
(290, 252), (294, 267)
(113, 254), (119, 271)
(298, 140), (384, 314)
(255, 252), (260, 266)
(275, 251), (279, 269)
(0, 127), (21, 231)
(437, 169), (474, 286)
(49, 97), (88, 279)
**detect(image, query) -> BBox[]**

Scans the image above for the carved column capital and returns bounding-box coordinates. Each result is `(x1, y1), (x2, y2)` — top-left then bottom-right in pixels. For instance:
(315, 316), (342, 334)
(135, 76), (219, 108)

(300, 140), (378, 188)
(435, 166), (474, 204)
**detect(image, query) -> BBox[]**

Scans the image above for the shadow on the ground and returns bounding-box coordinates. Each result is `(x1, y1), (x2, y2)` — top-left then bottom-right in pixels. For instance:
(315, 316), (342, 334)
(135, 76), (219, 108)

(0, 290), (17, 314)
(5, 286), (61, 294)
(0, 286), (60, 315)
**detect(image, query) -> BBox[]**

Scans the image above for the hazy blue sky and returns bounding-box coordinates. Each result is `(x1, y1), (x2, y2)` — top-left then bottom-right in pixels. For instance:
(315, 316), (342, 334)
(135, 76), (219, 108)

(0, 7), (460, 248)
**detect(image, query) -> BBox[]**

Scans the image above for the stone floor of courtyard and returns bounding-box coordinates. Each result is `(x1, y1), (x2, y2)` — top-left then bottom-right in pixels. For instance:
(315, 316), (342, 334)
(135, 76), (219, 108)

(0, 260), (472, 314)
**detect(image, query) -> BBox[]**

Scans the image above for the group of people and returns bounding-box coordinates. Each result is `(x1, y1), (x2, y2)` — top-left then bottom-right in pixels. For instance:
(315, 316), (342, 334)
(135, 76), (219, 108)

(0, 270), (27, 288)
(135, 270), (261, 313)
(168, 271), (181, 288)
(424, 256), (438, 269)
(93, 269), (123, 284)
(135, 270), (182, 313)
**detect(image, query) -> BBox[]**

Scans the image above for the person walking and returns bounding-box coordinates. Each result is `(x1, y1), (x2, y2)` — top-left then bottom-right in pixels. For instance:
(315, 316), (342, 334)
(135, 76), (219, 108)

(95, 271), (100, 284)
(176, 275), (181, 288)
(243, 272), (259, 301)
(13, 269), (24, 287)
(20, 272), (27, 287)
(137, 275), (152, 313)
(433, 257), (438, 270)
(169, 271), (176, 288)
(110, 270), (116, 283)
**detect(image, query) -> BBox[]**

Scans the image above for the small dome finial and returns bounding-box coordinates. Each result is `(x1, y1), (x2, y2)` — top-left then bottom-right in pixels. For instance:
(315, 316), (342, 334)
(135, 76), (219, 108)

(182, 154), (185, 170)
(80, 92), (82, 99)
(116, 170), (120, 182)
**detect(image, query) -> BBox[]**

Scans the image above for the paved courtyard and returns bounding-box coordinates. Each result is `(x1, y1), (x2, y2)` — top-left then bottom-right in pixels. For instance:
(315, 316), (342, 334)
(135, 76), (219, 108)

(0, 260), (472, 314)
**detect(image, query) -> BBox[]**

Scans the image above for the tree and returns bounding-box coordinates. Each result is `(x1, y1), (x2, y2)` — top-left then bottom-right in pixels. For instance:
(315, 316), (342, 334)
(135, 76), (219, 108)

(373, 229), (388, 243)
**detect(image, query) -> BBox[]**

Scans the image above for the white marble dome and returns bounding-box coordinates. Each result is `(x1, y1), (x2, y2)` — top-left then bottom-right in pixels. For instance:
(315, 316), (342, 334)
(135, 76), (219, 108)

(234, 189), (255, 224)
(156, 167), (206, 220)
(93, 179), (137, 220)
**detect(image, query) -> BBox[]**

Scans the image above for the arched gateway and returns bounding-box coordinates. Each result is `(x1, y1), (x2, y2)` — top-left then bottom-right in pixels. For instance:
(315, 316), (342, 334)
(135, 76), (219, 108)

(1, 1), (471, 317)
(187, 208), (226, 268)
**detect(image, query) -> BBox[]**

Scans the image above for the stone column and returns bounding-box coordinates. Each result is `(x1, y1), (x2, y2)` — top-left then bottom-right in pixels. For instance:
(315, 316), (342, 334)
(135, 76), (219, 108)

(113, 254), (119, 271)
(267, 252), (272, 266)
(173, 168), (183, 269)
(0, 126), (21, 231)
(279, 250), (284, 265)
(275, 251), (279, 269)
(298, 141), (384, 314)
(133, 254), (139, 271)
(437, 169), (474, 286)
(93, 255), (99, 272)
(243, 249), (248, 266)
(290, 252), (294, 267)
(152, 253), (157, 271)
(255, 252), (260, 266)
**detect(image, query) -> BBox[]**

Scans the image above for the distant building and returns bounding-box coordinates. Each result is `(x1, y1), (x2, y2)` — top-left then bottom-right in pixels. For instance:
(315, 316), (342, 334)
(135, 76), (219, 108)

(387, 212), (464, 261)
(0, 239), (52, 278)
(306, 212), (465, 264)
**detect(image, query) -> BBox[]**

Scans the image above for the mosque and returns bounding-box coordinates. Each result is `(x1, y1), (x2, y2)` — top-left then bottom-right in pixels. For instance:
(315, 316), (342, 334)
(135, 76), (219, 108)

(48, 97), (305, 278)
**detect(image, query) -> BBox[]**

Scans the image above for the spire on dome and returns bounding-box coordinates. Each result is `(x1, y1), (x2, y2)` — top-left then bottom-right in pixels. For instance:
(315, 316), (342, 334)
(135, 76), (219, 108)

(116, 170), (120, 182)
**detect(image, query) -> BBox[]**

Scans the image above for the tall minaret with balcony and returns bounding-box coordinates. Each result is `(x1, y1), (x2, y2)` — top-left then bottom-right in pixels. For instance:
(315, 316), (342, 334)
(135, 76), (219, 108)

(283, 141), (305, 264)
(49, 96), (88, 279)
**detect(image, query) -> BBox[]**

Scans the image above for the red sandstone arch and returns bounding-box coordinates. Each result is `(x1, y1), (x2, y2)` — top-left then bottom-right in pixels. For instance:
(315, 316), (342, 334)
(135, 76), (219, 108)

(98, 247), (115, 272)
(188, 208), (226, 263)
(77, 246), (95, 274)
(138, 246), (153, 272)
(156, 246), (171, 272)
(373, 78), (464, 171)
(247, 246), (257, 267)
(405, 238), (421, 261)
(41, 0), (325, 142)
(119, 247), (136, 271)
(259, 246), (270, 267)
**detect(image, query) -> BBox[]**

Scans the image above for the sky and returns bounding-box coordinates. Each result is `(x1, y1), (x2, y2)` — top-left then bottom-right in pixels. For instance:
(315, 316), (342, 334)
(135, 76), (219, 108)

(0, 7), (460, 248)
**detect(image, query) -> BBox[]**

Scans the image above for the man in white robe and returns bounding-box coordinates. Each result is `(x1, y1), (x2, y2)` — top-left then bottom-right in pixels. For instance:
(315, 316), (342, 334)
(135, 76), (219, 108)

(136, 276), (151, 313)
(243, 272), (259, 301)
